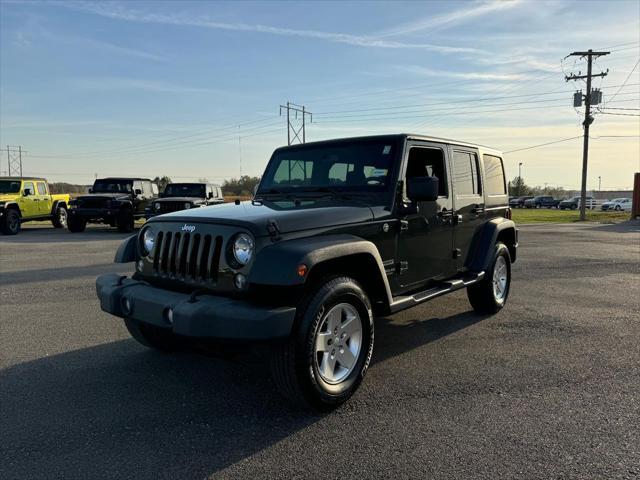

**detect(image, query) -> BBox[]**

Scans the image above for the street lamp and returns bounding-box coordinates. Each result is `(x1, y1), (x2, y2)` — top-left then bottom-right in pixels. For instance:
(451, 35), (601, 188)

(519, 162), (523, 179)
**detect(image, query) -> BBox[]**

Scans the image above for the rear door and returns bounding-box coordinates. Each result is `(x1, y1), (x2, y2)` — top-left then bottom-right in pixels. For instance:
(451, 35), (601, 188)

(36, 181), (51, 216)
(450, 147), (485, 271)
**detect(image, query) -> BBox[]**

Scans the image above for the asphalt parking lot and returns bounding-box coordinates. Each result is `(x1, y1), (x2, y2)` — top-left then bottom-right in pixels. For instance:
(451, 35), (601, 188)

(1, 222), (639, 479)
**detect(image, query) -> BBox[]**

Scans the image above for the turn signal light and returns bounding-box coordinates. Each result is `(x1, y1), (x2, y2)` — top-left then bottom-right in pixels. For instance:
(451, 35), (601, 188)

(297, 264), (308, 277)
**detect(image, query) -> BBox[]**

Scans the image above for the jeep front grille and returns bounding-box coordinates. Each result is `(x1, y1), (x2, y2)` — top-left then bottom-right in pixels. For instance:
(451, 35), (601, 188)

(159, 202), (188, 214)
(152, 231), (223, 284)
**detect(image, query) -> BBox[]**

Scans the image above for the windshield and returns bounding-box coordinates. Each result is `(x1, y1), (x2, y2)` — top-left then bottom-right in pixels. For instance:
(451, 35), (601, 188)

(0, 180), (21, 194)
(92, 179), (132, 193)
(258, 139), (399, 195)
(163, 183), (206, 198)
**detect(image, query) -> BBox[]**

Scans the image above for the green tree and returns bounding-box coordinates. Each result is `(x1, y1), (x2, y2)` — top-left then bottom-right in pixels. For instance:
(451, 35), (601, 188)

(153, 176), (172, 191)
(509, 176), (530, 197)
(222, 175), (261, 196)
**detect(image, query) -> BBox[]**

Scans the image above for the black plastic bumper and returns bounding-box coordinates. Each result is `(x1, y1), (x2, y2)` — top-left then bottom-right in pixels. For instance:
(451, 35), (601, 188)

(96, 273), (296, 340)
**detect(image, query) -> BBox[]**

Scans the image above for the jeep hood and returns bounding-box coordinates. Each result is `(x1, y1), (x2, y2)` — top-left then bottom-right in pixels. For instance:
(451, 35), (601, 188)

(147, 199), (375, 236)
(76, 193), (129, 202)
(0, 194), (20, 203)
(156, 197), (204, 203)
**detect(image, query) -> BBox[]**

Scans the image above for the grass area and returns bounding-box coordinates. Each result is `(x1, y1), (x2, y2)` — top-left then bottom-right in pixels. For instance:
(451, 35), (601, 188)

(512, 208), (631, 224)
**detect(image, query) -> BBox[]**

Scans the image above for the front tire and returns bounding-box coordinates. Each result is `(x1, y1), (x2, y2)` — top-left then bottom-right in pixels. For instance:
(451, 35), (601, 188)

(467, 242), (511, 314)
(51, 206), (68, 228)
(271, 276), (374, 411)
(1, 209), (21, 235)
(67, 215), (86, 232)
(117, 211), (134, 233)
(124, 318), (183, 352)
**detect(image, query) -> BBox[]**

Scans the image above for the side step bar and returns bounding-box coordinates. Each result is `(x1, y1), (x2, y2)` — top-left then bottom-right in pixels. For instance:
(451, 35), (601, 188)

(389, 271), (485, 314)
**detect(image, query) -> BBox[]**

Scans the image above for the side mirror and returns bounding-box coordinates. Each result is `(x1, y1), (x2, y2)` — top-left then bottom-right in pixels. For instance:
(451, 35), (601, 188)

(407, 176), (439, 202)
(135, 188), (143, 196)
(88, 188), (93, 194)
(23, 188), (32, 196)
(207, 192), (213, 199)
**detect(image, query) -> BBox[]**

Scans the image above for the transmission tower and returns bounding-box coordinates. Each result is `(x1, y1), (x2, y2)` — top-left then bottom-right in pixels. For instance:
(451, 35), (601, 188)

(280, 102), (313, 145)
(5, 145), (24, 177)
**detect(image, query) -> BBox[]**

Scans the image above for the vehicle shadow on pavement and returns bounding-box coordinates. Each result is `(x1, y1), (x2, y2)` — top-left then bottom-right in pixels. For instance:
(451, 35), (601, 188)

(0, 263), (128, 286)
(0, 310), (486, 480)
(0, 227), (137, 244)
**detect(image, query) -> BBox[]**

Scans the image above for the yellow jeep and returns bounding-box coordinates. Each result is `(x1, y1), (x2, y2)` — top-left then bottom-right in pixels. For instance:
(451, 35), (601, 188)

(0, 177), (70, 235)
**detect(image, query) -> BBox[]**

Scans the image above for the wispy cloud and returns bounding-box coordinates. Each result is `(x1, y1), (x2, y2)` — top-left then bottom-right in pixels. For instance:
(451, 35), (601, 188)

(379, 0), (523, 37)
(71, 76), (219, 94)
(56, 1), (483, 54)
(398, 65), (526, 81)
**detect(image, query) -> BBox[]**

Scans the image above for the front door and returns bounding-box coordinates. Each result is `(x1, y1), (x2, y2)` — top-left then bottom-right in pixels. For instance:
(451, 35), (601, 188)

(450, 147), (486, 270)
(19, 181), (38, 219)
(396, 143), (456, 290)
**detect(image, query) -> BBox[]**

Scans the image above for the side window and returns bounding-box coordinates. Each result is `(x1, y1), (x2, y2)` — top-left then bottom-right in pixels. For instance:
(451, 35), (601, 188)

(142, 181), (153, 195)
(37, 182), (48, 195)
(405, 147), (447, 196)
(482, 154), (506, 195)
(23, 181), (35, 195)
(452, 151), (481, 196)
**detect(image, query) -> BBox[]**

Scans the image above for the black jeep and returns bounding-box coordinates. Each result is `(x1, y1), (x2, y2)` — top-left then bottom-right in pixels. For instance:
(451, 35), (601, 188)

(96, 135), (517, 410)
(146, 183), (224, 219)
(68, 178), (158, 233)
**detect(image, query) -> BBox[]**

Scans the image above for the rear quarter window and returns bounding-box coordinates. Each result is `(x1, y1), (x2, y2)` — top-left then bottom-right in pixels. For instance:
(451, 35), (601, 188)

(483, 154), (506, 195)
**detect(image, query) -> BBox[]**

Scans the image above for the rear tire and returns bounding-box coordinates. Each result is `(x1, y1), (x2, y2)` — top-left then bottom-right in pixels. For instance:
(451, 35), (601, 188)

(51, 206), (68, 228)
(467, 242), (511, 314)
(67, 215), (86, 232)
(124, 318), (184, 352)
(1, 209), (21, 235)
(570, 204), (577, 210)
(270, 276), (374, 411)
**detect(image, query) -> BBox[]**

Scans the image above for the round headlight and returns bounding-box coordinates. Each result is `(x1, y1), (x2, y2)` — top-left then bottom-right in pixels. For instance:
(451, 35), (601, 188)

(232, 233), (254, 266)
(184, 202), (191, 209)
(142, 228), (155, 256)
(154, 202), (161, 211)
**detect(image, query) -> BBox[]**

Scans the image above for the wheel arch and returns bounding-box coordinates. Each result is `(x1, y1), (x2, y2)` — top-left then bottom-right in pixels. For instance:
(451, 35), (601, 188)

(2, 202), (21, 217)
(50, 200), (67, 215)
(249, 234), (393, 313)
(467, 218), (518, 272)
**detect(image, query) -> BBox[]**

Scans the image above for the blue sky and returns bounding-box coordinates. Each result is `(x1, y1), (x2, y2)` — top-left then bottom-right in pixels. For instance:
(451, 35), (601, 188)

(1, 0), (638, 189)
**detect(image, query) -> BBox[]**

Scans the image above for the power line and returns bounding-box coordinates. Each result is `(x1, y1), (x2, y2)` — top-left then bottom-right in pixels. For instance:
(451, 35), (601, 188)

(503, 136), (582, 154)
(606, 58), (639, 103)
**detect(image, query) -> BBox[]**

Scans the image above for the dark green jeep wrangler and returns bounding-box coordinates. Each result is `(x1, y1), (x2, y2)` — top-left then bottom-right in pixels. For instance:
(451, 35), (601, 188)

(96, 135), (517, 410)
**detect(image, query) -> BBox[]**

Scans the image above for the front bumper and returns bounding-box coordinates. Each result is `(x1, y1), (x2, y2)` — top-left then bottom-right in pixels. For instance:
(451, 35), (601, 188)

(96, 273), (296, 340)
(69, 208), (113, 220)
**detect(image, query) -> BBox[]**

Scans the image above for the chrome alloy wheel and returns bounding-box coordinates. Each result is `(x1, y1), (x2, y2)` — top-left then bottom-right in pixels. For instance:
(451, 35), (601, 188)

(314, 303), (363, 385)
(492, 256), (508, 301)
(58, 208), (68, 227)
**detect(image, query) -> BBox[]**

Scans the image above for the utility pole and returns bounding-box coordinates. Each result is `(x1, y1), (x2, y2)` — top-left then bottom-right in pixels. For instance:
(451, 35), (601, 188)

(565, 49), (609, 220)
(598, 176), (602, 192)
(4, 145), (25, 177)
(279, 102), (313, 145)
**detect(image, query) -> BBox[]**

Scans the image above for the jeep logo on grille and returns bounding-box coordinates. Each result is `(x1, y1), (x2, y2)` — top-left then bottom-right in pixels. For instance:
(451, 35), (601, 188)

(181, 224), (196, 233)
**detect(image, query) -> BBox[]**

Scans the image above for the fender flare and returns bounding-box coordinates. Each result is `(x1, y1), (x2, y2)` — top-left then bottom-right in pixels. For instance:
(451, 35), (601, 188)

(114, 234), (137, 263)
(1, 202), (21, 217)
(50, 200), (68, 215)
(249, 234), (393, 303)
(467, 218), (517, 272)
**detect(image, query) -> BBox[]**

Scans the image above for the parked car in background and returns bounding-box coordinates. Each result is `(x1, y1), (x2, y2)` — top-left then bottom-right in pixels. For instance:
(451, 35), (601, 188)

(146, 183), (224, 219)
(509, 196), (533, 208)
(601, 198), (632, 211)
(67, 177), (158, 233)
(0, 177), (70, 235)
(523, 196), (560, 209)
(559, 196), (596, 210)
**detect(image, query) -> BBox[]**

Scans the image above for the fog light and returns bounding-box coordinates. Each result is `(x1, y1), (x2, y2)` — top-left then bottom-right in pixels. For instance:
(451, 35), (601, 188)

(234, 273), (247, 290)
(165, 308), (174, 324)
